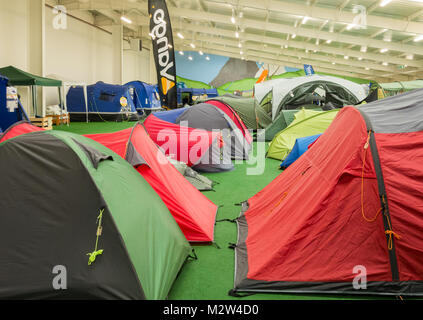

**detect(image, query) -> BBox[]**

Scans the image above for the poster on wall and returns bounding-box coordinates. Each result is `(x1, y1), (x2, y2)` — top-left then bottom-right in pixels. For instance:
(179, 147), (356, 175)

(148, 0), (177, 109)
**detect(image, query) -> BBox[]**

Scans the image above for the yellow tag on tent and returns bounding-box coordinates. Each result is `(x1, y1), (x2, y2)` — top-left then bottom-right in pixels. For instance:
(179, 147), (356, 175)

(120, 97), (128, 107)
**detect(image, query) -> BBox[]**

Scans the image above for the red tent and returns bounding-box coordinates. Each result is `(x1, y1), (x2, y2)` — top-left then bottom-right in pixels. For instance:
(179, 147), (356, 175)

(0, 121), (44, 143)
(232, 89), (423, 297)
(86, 124), (218, 243)
(143, 114), (233, 173)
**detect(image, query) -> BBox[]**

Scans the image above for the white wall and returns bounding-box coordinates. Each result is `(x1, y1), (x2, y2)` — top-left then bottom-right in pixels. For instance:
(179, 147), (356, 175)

(123, 46), (151, 85)
(0, 0), (151, 110)
(0, 0), (28, 70)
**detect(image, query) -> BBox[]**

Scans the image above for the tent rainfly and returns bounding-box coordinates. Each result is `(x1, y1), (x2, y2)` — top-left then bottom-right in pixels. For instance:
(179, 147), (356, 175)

(0, 124), (192, 299)
(231, 88), (423, 297)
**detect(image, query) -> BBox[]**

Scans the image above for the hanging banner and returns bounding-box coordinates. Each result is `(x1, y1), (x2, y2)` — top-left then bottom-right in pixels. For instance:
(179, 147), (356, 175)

(148, 0), (177, 109)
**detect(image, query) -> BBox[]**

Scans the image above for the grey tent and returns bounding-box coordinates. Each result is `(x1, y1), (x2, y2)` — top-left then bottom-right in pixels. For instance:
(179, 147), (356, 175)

(168, 158), (215, 191)
(175, 103), (252, 160)
(254, 75), (369, 140)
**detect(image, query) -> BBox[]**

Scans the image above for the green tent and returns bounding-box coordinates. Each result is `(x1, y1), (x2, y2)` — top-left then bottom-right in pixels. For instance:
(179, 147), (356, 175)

(200, 95), (270, 130)
(0, 124), (191, 300)
(0, 66), (62, 87)
(0, 66), (63, 117)
(261, 108), (324, 141)
(380, 80), (423, 96)
(267, 109), (339, 160)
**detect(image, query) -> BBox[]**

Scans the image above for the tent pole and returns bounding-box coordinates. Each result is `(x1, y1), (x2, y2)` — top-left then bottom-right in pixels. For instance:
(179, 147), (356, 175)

(31, 86), (37, 117)
(58, 86), (63, 112)
(84, 86), (88, 123)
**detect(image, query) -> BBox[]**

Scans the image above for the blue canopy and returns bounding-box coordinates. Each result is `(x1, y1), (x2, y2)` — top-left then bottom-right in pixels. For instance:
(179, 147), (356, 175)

(67, 81), (136, 114)
(153, 107), (189, 124)
(280, 134), (321, 169)
(0, 74), (28, 132)
(125, 81), (161, 110)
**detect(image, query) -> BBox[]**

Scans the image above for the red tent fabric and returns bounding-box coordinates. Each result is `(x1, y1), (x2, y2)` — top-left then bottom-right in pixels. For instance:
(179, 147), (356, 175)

(0, 121), (44, 143)
(87, 124), (218, 242)
(143, 114), (234, 173)
(232, 89), (423, 296)
(204, 100), (253, 144)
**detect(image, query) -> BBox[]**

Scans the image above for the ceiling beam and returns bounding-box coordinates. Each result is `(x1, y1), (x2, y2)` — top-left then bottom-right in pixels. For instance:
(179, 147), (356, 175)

(173, 22), (423, 69)
(176, 35), (413, 81)
(175, 42), (390, 83)
(231, 0), (423, 35)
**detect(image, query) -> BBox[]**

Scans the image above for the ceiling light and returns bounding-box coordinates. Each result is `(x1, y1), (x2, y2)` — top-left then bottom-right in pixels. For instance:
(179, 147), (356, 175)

(190, 43), (196, 48)
(179, 51), (184, 55)
(235, 31), (239, 38)
(380, 48), (389, 53)
(188, 56), (193, 61)
(360, 46), (367, 53)
(177, 33), (184, 39)
(231, 16), (236, 24)
(326, 39), (332, 44)
(240, 51), (244, 55)
(344, 55), (349, 60)
(316, 39), (320, 45)
(292, 34), (296, 39)
(120, 16), (132, 24)
(380, 0), (393, 7)
(382, 62), (388, 66)
(414, 35), (423, 42)
(199, 51), (203, 55)
(205, 56), (210, 61)
(301, 16), (309, 24)
(332, 62), (336, 65)
(365, 67), (370, 70)
(238, 43), (242, 48)
(358, 57), (363, 61)
(406, 54), (414, 60)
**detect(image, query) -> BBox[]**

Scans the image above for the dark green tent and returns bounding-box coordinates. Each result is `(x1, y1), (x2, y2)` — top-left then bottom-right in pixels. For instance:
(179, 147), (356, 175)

(0, 66), (63, 117)
(200, 95), (270, 130)
(0, 66), (62, 87)
(0, 124), (191, 300)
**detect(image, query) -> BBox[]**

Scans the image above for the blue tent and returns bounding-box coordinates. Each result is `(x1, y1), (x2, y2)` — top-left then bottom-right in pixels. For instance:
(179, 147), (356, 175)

(280, 134), (321, 169)
(67, 81), (138, 122)
(125, 81), (161, 114)
(0, 75), (29, 132)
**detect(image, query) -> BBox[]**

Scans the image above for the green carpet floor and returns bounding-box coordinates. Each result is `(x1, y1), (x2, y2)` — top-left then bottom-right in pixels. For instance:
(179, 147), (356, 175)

(54, 122), (394, 300)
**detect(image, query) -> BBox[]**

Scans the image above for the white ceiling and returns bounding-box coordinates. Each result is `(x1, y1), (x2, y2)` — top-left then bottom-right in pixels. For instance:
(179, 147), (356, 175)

(50, 0), (423, 82)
